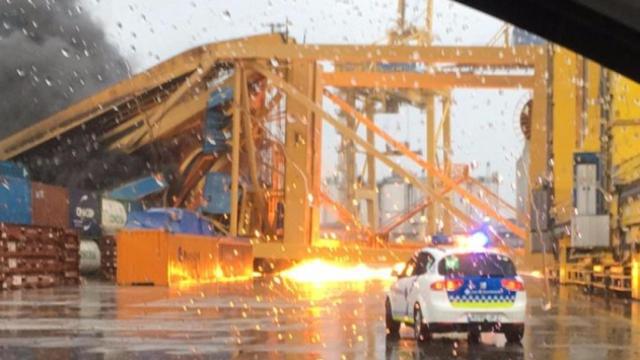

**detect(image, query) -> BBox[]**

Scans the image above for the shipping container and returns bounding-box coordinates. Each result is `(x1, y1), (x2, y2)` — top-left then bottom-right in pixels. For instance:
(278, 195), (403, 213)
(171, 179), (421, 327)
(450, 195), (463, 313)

(117, 229), (252, 286)
(69, 189), (101, 238)
(0, 224), (80, 290)
(201, 172), (231, 214)
(31, 182), (69, 228)
(101, 197), (144, 235)
(101, 198), (128, 236)
(0, 162), (28, 179)
(0, 176), (31, 225)
(125, 208), (214, 236)
(106, 175), (167, 201)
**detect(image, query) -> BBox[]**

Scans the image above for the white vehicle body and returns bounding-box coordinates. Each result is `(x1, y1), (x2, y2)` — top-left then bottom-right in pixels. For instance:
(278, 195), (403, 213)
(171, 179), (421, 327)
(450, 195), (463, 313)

(386, 246), (526, 342)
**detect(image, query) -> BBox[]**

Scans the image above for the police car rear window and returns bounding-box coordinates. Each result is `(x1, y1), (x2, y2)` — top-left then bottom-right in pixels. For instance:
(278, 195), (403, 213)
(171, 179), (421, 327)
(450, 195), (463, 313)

(438, 253), (516, 277)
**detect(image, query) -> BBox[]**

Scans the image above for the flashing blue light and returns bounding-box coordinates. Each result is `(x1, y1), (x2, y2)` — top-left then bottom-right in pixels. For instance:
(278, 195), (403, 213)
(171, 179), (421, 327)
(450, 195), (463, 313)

(468, 231), (490, 248)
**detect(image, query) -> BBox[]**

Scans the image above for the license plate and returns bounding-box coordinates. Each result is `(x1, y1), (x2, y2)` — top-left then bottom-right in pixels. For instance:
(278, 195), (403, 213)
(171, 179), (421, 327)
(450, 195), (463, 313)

(467, 313), (500, 323)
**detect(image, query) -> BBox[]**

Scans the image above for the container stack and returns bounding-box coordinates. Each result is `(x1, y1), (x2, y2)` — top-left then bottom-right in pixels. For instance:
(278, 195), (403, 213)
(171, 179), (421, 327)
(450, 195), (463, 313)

(98, 235), (117, 281)
(0, 224), (80, 290)
(61, 230), (80, 285)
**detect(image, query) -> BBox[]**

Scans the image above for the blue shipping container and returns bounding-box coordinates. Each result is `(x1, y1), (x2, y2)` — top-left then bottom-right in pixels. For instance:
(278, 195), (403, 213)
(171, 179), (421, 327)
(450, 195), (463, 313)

(201, 172), (231, 215)
(125, 208), (214, 236)
(0, 161), (29, 179)
(0, 176), (32, 225)
(69, 189), (102, 238)
(203, 87), (233, 154)
(203, 111), (231, 154)
(107, 175), (168, 201)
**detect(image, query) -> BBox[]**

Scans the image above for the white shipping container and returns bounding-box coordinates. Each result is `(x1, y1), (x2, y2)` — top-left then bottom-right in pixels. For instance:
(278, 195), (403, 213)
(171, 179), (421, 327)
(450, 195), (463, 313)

(571, 215), (609, 248)
(101, 198), (128, 235)
(575, 163), (598, 215)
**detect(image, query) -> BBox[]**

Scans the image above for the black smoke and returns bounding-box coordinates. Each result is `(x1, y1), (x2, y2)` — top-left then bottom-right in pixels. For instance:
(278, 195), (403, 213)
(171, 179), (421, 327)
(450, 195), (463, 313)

(0, 0), (129, 139)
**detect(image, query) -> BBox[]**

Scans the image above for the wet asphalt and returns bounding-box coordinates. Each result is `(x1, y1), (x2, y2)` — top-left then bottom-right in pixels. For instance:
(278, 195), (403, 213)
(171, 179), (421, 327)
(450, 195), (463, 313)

(0, 276), (639, 359)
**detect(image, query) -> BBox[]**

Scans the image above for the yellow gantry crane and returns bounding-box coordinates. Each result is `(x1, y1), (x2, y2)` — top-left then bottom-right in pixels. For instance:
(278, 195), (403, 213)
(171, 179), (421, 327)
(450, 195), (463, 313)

(0, 32), (545, 267)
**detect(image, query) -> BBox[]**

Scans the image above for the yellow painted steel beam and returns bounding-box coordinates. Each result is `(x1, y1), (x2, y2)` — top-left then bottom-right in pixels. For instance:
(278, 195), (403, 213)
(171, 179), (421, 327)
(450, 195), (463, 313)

(527, 46), (550, 201)
(611, 119), (640, 127)
(131, 64), (211, 147)
(250, 63), (478, 233)
(101, 74), (237, 143)
(0, 34), (285, 160)
(262, 44), (541, 65)
(365, 99), (378, 230)
(442, 94), (452, 234)
(310, 63), (324, 244)
(112, 61), (215, 152)
(320, 72), (535, 89)
(323, 89), (527, 239)
(343, 90), (358, 216)
(230, 66), (243, 236)
(0, 31), (541, 161)
(552, 47), (578, 224)
(425, 95), (436, 234)
(108, 91), (209, 152)
(281, 61), (318, 248)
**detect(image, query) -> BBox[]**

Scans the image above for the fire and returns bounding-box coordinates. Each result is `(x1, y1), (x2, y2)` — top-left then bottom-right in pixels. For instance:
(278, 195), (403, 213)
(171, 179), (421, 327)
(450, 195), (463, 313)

(529, 270), (543, 278)
(279, 259), (396, 283)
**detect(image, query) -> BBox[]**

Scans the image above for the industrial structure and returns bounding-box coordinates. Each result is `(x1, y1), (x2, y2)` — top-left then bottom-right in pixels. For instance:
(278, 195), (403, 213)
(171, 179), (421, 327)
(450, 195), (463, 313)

(0, 1), (637, 301)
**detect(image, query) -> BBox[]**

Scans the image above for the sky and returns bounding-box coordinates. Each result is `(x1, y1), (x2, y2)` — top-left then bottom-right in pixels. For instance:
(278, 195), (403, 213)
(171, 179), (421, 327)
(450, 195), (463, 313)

(84, 0), (531, 203)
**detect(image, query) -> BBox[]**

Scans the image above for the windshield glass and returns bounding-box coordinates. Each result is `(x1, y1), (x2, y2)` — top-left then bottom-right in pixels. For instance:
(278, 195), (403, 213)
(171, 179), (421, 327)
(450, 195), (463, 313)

(438, 253), (517, 277)
(2, 0), (639, 358)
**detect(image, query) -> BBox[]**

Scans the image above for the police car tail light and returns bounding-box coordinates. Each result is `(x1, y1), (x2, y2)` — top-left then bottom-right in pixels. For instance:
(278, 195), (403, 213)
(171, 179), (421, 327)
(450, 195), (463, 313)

(501, 279), (525, 291)
(431, 279), (464, 291)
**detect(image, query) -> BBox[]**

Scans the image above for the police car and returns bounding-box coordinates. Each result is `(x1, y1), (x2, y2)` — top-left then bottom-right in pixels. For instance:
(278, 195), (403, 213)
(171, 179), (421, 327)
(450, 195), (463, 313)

(385, 233), (526, 344)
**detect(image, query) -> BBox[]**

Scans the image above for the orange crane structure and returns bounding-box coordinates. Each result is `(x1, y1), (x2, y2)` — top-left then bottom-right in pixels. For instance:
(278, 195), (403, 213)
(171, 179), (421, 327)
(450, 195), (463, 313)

(0, 32), (546, 269)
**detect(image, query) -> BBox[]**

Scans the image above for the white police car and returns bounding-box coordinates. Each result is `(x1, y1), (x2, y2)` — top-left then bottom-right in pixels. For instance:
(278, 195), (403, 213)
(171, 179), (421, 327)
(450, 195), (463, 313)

(385, 239), (526, 344)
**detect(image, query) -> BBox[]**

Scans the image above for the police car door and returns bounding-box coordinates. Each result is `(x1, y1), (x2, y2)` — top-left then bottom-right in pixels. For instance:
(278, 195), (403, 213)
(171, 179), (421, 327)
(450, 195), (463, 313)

(406, 252), (435, 312)
(391, 257), (417, 319)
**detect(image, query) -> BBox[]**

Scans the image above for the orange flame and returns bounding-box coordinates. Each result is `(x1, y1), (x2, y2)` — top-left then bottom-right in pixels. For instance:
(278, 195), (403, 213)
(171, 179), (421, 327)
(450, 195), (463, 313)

(279, 259), (397, 283)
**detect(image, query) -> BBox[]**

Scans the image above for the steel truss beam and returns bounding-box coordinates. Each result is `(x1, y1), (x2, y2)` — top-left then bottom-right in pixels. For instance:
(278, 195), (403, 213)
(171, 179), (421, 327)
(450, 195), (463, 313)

(320, 72), (534, 89)
(323, 89), (526, 239)
(250, 63), (479, 233)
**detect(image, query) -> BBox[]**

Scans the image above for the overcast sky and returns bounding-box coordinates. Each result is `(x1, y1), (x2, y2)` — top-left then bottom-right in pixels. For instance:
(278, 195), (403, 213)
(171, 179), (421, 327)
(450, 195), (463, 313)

(85, 0), (531, 203)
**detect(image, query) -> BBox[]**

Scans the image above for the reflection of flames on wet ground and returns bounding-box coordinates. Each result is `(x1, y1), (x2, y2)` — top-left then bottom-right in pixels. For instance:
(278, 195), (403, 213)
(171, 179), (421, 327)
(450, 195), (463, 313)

(168, 262), (259, 288)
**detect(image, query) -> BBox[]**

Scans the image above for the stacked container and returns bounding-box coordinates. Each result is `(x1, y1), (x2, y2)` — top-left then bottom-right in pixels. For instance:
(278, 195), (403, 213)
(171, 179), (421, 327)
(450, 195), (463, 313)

(98, 235), (117, 281)
(0, 176), (32, 225)
(0, 224), (79, 290)
(98, 198), (132, 281)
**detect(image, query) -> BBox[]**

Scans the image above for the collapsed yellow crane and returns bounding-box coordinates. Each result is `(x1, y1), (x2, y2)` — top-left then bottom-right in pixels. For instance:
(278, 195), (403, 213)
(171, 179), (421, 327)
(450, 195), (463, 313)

(0, 33), (545, 267)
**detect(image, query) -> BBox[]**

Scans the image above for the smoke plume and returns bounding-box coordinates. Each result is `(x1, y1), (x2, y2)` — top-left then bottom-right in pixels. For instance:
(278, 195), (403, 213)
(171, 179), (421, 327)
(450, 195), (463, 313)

(0, 0), (128, 138)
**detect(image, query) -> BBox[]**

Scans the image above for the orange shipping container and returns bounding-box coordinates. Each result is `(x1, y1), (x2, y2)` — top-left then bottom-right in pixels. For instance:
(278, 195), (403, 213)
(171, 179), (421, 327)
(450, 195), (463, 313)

(116, 229), (252, 286)
(31, 182), (69, 228)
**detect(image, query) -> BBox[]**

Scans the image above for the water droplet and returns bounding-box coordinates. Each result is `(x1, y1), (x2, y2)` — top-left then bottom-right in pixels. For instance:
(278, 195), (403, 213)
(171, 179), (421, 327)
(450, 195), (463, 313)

(16, 69), (25, 77)
(60, 48), (70, 58)
(222, 10), (231, 21)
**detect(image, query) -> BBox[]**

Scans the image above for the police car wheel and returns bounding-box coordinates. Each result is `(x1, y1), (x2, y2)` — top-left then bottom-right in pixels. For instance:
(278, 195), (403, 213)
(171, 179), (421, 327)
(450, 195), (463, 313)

(413, 305), (430, 344)
(385, 298), (400, 339)
(504, 324), (524, 343)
